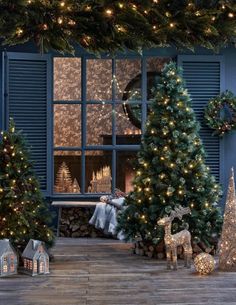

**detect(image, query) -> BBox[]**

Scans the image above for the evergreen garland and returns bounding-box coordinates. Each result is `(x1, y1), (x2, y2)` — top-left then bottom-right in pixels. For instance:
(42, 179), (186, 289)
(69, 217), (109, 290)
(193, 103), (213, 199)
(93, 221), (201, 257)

(0, 0), (236, 54)
(204, 90), (236, 136)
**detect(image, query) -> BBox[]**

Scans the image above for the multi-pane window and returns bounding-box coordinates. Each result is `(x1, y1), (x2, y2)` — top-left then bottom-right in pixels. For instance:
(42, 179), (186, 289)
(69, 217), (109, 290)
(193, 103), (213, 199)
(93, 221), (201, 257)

(53, 56), (170, 196)
(3, 257), (8, 273)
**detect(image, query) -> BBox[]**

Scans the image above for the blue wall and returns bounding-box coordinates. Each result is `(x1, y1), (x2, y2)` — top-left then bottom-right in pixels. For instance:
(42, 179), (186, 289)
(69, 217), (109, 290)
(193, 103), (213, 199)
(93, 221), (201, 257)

(1, 42), (236, 202)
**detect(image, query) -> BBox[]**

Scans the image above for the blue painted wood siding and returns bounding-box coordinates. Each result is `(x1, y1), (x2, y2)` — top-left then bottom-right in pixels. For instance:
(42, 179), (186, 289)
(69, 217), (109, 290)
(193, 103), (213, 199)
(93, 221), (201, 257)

(2, 52), (52, 195)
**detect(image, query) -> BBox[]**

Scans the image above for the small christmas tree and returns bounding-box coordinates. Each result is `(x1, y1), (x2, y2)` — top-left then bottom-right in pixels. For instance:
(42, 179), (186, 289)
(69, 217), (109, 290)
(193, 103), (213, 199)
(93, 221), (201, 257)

(72, 178), (80, 193)
(219, 168), (236, 271)
(0, 119), (54, 252)
(118, 62), (222, 253)
(54, 162), (73, 193)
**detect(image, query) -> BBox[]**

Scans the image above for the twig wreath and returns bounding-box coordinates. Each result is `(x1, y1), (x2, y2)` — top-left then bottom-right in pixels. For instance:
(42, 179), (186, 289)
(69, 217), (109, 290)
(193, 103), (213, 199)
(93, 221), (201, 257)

(204, 90), (236, 136)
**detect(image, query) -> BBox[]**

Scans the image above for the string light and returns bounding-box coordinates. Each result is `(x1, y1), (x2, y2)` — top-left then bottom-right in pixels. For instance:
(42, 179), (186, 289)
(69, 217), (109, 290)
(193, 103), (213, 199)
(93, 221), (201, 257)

(58, 17), (63, 24)
(105, 9), (113, 16)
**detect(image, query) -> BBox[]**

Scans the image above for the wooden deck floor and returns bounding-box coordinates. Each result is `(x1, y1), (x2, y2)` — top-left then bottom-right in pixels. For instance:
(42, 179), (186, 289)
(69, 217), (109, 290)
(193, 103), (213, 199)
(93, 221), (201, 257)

(1, 238), (236, 305)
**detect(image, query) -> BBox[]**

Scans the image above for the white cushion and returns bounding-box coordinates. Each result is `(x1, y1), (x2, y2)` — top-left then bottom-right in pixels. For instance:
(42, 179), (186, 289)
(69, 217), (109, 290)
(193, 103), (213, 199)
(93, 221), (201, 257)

(111, 197), (125, 208)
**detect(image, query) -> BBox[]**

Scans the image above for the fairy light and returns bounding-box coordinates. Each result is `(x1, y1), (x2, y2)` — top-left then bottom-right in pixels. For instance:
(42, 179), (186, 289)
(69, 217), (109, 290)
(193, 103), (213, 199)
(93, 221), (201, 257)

(118, 3), (124, 8)
(16, 28), (23, 36)
(228, 13), (234, 18)
(58, 17), (63, 24)
(85, 5), (91, 11)
(60, 1), (65, 7)
(105, 9), (113, 16)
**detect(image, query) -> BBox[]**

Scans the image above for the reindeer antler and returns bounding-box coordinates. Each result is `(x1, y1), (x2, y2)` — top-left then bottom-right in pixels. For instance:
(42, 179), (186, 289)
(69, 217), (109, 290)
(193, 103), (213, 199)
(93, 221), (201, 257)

(169, 206), (191, 221)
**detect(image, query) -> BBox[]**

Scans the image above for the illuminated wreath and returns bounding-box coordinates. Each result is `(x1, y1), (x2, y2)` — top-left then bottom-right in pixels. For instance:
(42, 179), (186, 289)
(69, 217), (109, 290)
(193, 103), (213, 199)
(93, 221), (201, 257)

(204, 91), (236, 136)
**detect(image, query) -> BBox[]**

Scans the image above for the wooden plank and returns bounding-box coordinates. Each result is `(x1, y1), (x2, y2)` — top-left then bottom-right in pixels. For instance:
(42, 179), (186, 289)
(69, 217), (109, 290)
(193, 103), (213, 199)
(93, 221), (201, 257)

(1, 237), (236, 305)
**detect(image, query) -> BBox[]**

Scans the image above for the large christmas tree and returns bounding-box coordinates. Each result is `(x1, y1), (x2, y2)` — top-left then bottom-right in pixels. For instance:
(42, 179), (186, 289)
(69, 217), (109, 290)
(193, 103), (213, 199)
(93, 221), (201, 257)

(0, 119), (55, 252)
(118, 62), (222, 253)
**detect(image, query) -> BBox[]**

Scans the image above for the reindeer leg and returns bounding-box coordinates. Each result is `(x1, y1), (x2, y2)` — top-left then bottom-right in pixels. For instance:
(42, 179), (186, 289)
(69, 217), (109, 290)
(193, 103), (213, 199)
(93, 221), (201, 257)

(183, 246), (187, 267)
(172, 247), (178, 270)
(187, 246), (193, 269)
(166, 246), (171, 270)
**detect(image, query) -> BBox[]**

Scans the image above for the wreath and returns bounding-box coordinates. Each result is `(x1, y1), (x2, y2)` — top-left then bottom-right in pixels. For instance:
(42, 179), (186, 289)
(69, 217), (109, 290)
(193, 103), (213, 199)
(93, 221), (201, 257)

(204, 91), (236, 136)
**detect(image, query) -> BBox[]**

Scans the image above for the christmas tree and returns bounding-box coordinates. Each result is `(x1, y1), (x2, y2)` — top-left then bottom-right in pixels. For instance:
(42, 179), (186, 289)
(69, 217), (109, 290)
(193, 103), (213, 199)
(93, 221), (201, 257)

(54, 162), (73, 193)
(219, 168), (236, 271)
(118, 62), (222, 252)
(0, 119), (55, 252)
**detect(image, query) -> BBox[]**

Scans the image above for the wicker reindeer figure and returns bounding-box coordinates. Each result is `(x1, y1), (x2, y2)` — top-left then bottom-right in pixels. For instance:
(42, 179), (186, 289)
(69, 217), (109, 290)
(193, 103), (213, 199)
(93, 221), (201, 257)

(157, 206), (192, 270)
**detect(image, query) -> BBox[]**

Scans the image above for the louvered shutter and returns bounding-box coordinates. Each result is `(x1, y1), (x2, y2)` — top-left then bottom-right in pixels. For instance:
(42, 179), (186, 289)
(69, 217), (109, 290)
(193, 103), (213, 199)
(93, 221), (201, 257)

(178, 56), (224, 182)
(3, 52), (52, 195)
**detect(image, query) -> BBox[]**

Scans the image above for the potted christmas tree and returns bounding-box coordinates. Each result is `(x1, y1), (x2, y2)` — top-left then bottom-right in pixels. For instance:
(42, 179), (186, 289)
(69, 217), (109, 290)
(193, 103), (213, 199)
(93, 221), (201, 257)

(0, 119), (55, 253)
(118, 62), (222, 258)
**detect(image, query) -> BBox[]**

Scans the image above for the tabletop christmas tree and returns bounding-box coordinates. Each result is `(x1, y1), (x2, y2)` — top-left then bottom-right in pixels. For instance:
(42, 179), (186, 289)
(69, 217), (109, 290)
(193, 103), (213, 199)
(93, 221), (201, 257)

(54, 162), (73, 193)
(118, 62), (222, 256)
(0, 119), (54, 252)
(219, 168), (236, 271)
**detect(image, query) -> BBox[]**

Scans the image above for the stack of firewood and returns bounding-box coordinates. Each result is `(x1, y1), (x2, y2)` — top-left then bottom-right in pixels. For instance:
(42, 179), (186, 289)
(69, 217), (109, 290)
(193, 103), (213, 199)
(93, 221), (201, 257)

(132, 240), (215, 259)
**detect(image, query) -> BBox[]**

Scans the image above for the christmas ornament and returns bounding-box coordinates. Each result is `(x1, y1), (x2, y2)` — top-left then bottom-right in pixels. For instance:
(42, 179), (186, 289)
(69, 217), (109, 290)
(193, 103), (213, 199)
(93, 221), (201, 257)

(22, 239), (50, 276)
(0, 239), (18, 277)
(90, 166), (111, 193)
(218, 168), (236, 271)
(157, 206), (192, 270)
(54, 162), (73, 193)
(194, 253), (215, 275)
(72, 178), (80, 193)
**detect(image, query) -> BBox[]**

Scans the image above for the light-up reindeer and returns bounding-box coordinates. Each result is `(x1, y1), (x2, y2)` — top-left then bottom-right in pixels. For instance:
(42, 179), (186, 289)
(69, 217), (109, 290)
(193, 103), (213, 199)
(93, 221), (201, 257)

(157, 206), (192, 270)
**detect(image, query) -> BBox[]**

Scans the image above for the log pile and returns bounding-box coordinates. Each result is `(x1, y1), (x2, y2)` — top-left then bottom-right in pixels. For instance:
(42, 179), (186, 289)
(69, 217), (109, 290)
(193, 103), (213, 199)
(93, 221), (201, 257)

(59, 207), (108, 238)
(132, 240), (216, 258)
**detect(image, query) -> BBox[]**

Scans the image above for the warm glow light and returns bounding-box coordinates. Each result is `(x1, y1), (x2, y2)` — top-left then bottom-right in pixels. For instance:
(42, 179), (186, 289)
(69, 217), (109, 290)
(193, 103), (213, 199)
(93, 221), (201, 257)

(58, 17), (63, 24)
(105, 9), (113, 16)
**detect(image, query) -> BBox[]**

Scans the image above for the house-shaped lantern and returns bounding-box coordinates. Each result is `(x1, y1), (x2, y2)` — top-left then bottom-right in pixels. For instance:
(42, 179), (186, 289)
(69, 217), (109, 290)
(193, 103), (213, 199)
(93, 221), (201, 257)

(22, 239), (49, 276)
(0, 239), (18, 277)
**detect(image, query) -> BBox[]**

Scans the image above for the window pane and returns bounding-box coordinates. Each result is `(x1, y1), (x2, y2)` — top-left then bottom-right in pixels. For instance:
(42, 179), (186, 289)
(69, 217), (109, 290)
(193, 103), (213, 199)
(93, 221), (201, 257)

(54, 104), (81, 147)
(115, 104), (141, 144)
(85, 151), (112, 193)
(116, 151), (137, 193)
(86, 104), (112, 145)
(115, 59), (141, 101)
(87, 59), (112, 101)
(54, 151), (82, 193)
(54, 58), (81, 101)
(146, 57), (170, 101)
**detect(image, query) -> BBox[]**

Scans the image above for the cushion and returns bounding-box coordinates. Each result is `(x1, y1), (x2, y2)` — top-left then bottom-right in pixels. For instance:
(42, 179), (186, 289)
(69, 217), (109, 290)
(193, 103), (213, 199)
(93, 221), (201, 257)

(110, 197), (125, 209)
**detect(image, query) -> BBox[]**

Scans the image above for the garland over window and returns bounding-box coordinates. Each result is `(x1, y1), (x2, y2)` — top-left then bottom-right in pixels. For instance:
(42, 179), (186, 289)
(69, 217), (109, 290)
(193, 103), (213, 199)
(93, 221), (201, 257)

(0, 1), (236, 54)
(204, 90), (236, 136)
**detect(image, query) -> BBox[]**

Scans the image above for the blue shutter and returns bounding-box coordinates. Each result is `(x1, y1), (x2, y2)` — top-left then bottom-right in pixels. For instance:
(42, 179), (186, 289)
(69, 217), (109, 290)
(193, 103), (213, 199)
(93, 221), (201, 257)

(3, 52), (52, 195)
(178, 55), (224, 182)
